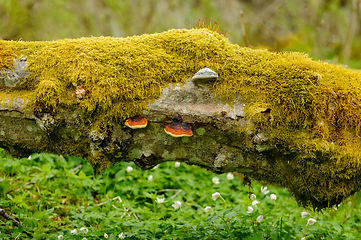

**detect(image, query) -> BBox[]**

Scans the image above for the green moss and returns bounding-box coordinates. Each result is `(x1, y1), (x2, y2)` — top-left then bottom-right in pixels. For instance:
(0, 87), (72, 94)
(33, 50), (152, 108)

(195, 128), (206, 136)
(1, 28), (361, 209)
(0, 40), (18, 70)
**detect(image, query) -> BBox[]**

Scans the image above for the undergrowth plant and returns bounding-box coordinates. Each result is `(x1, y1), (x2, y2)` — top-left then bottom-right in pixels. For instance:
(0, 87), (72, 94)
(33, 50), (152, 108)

(0, 148), (361, 239)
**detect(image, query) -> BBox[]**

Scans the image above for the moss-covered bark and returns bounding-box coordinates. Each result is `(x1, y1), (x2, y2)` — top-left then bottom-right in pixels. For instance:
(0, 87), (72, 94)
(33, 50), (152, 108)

(1, 28), (361, 210)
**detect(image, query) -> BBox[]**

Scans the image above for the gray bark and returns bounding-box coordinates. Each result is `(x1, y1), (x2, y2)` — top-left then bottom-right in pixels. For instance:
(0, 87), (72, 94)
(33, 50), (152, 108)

(0, 70), (266, 173)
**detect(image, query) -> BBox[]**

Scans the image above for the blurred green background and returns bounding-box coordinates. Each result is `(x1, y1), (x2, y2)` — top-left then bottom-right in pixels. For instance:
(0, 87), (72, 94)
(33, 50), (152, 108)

(0, 0), (360, 68)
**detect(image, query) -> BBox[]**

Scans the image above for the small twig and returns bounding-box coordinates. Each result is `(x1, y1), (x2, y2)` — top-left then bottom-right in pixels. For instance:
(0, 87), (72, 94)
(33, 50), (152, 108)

(132, 212), (139, 221)
(97, 195), (138, 220)
(171, 190), (182, 199)
(185, 201), (192, 208)
(240, 10), (249, 47)
(157, 189), (182, 199)
(0, 207), (34, 237)
(14, 233), (21, 240)
(158, 189), (181, 193)
(15, 181), (36, 192)
(0, 208), (21, 227)
(72, 164), (83, 172)
(120, 208), (130, 219)
(97, 196), (123, 206)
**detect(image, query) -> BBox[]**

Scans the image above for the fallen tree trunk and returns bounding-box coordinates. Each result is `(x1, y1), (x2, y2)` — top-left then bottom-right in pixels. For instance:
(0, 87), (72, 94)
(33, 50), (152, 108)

(1, 28), (361, 210)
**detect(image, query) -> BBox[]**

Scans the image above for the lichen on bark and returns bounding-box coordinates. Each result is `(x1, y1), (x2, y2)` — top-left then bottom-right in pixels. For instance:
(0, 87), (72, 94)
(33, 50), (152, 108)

(1, 28), (361, 210)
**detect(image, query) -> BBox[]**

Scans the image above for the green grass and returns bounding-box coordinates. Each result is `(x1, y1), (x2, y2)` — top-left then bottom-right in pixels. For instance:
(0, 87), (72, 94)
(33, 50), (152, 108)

(1, 148), (361, 239)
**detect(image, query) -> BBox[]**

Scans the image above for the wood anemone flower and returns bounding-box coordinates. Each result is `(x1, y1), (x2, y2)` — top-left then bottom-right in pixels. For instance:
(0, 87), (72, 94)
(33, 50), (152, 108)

(124, 116), (148, 129)
(164, 120), (193, 137)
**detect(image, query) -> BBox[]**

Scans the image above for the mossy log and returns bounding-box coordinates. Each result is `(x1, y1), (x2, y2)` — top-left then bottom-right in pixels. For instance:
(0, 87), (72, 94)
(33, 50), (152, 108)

(1, 28), (361, 210)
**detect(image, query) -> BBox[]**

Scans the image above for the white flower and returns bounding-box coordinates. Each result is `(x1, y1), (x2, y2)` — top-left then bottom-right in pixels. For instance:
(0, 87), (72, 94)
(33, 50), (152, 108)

(71, 229), (78, 234)
(104, 233), (108, 238)
(252, 200), (260, 206)
(80, 227), (88, 234)
(301, 212), (309, 218)
(148, 175), (153, 181)
(307, 218), (317, 225)
(250, 194), (256, 200)
(153, 164), (159, 169)
(261, 186), (270, 195)
(126, 166), (133, 172)
(175, 162), (180, 167)
(204, 206), (211, 212)
(247, 206), (254, 213)
(172, 200), (182, 209)
(212, 192), (220, 200)
(27, 155), (32, 160)
(119, 233), (125, 239)
(227, 172), (234, 180)
(212, 176), (220, 184)
(256, 215), (263, 222)
(58, 235), (64, 240)
(155, 197), (164, 203)
(270, 194), (277, 201)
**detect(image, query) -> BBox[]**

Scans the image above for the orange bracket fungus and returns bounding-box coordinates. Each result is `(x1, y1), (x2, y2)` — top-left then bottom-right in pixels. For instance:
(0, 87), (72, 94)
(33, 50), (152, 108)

(125, 116), (148, 129)
(164, 116), (193, 137)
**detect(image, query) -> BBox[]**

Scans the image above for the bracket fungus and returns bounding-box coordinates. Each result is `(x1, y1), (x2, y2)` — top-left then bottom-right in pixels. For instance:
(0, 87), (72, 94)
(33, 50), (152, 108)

(124, 116), (148, 129)
(164, 116), (193, 137)
(191, 67), (219, 85)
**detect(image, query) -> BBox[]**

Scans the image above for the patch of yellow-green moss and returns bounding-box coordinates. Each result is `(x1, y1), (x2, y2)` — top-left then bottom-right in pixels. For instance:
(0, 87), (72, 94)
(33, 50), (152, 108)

(1, 28), (361, 209)
(0, 40), (18, 70)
